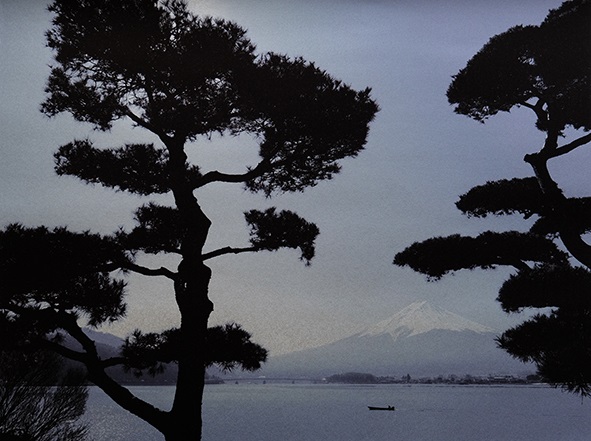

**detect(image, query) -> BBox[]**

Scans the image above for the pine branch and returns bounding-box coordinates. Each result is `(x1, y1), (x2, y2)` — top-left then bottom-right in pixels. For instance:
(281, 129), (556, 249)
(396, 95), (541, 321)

(194, 158), (273, 189)
(520, 98), (547, 124)
(201, 246), (259, 261)
(100, 356), (128, 368)
(118, 262), (178, 280)
(60, 314), (100, 358)
(53, 316), (171, 431)
(553, 133), (591, 158)
(124, 107), (171, 143)
(500, 258), (531, 272)
(40, 340), (88, 364)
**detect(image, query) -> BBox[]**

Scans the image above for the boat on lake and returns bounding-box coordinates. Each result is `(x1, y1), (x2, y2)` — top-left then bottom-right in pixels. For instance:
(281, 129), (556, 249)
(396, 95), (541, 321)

(368, 406), (395, 411)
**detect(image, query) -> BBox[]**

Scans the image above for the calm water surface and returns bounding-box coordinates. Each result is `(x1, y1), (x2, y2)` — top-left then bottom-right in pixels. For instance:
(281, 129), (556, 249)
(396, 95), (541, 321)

(84, 383), (591, 441)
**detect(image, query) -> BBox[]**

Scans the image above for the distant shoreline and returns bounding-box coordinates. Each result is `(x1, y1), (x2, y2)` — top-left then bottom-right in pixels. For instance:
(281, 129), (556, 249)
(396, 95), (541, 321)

(197, 372), (545, 387)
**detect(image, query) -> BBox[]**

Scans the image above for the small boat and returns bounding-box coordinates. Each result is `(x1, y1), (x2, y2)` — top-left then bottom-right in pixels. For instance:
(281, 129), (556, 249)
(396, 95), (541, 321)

(368, 406), (395, 411)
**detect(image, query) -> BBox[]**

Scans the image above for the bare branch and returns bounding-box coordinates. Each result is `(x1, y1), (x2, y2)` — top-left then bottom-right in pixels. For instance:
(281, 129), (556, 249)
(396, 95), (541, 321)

(501, 258), (531, 272)
(520, 98), (547, 123)
(119, 262), (178, 280)
(202, 246), (259, 261)
(100, 356), (128, 368)
(87, 366), (170, 432)
(552, 133), (591, 158)
(124, 107), (171, 143)
(40, 340), (88, 364)
(194, 158), (273, 189)
(61, 315), (100, 358)
(50, 316), (171, 431)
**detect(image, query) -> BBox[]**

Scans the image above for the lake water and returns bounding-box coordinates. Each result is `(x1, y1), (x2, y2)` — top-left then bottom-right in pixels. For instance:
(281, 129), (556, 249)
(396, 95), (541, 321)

(84, 383), (591, 440)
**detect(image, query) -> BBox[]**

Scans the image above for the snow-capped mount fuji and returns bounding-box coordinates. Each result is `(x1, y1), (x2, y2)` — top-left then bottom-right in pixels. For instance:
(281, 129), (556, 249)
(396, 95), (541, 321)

(261, 301), (532, 378)
(359, 301), (495, 340)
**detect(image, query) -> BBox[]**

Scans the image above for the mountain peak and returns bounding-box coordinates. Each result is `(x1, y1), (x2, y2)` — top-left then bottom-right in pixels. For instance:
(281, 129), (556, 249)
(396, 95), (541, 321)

(359, 301), (495, 340)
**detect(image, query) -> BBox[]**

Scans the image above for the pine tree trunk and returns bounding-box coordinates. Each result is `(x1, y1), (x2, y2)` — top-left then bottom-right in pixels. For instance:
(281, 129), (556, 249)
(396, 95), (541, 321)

(525, 147), (591, 268)
(162, 138), (215, 440)
(164, 256), (213, 441)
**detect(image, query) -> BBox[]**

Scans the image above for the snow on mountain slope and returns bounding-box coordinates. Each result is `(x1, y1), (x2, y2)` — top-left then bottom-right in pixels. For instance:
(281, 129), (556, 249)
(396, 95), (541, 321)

(258, 301), (530, 377)
(359, 301), (495, 340)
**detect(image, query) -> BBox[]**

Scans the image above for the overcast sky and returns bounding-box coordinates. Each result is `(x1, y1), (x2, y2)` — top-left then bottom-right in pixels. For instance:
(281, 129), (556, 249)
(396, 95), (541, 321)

(2, 0), (582, 355)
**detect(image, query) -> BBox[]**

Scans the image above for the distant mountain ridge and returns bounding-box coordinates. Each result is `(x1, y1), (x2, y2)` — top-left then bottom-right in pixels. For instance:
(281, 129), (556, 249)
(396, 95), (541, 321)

(82, 328), (125, 349)
(260, 301), (532, 378)
(63, 303), (533, 380)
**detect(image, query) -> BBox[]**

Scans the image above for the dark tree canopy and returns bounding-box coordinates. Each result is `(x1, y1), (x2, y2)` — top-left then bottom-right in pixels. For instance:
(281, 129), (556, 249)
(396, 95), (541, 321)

(497, 263), (591, 313)
(0, 224), (128, 329)
(496, 310), (591, 397)
(394, 231), (568, 280)
(54, 140), (192, 195)
(43, 0), (377, 196)
(120, 324), (268, 377)
(396, 0), (591, 396)
(43, 0), (258, 136)
(455, 178), (544, 219)
(1, 1), (378, 440)
(447, 0), (591, 132)
(244, 208), (320, 265)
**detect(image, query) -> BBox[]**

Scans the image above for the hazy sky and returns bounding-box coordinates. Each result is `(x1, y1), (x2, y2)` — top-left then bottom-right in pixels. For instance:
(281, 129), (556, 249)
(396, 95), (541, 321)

(2, 0), (582, 355)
